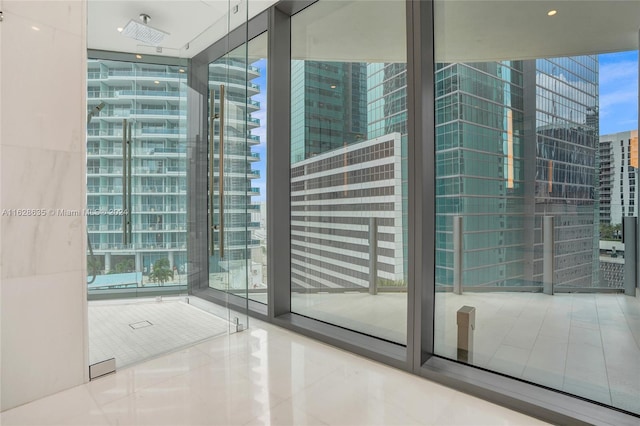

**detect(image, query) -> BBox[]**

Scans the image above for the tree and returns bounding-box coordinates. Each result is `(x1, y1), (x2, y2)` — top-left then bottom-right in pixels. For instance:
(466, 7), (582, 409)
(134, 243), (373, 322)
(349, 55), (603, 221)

(600, 223), (622, 241)
(87, 255), (102, 275)
(149, 258), (174, 285)
(109, 259), (134, 274)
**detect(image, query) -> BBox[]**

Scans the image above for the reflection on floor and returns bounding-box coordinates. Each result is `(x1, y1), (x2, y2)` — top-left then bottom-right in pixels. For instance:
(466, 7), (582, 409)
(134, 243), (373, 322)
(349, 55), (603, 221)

(289, 290), (640, 415)
(89, 298), (229, 369)
(292, 292), (407, 344)
(1, 320), (548, 426)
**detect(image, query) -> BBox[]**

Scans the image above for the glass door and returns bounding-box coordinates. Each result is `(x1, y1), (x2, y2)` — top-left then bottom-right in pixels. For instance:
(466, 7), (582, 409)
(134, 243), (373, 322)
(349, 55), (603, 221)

(206, 0), (250, 333)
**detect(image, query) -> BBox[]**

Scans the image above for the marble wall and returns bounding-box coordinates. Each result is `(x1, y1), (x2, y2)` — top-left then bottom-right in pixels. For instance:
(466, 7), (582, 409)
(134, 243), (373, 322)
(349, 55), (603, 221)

(0, 0), (88, 411)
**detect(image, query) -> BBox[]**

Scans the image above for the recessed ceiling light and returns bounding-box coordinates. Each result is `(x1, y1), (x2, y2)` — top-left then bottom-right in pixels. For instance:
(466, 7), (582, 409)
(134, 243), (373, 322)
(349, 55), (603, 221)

(154, 80), (160, 84)
(547, 9), (557, 16)
(178, 69), (185, 73)
(31, 26), (40, 31)
(117, 27), (124, 32)
(330, 85), (337, 89)
(135, 54), (142, 59)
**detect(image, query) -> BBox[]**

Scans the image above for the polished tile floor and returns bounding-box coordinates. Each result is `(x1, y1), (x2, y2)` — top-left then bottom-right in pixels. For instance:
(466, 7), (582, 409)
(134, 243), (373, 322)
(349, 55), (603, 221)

(2, 319), (548, 425)
(89, 298), (229, 368)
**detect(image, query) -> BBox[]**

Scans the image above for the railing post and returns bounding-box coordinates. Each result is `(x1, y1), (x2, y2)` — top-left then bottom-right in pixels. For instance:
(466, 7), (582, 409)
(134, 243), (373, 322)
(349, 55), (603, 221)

(457, 305), (475, 363)
(453, 215), (463, 295)
(623, 216), (636, 296)
(369, 217), (378, 295)
(543, 215), (554, 295)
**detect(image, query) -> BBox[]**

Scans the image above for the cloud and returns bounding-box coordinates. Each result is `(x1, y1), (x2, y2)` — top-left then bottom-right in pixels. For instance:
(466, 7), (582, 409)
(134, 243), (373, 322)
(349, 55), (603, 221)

(599, 60), (637, 86)
(599, 52), (638, 133)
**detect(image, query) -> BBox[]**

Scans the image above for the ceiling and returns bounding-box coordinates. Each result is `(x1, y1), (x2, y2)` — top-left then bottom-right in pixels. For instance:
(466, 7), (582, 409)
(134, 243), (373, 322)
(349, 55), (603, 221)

(89, 0), (640, 62)
(291, 0), (640, 63)
(87, 0), (277, 58)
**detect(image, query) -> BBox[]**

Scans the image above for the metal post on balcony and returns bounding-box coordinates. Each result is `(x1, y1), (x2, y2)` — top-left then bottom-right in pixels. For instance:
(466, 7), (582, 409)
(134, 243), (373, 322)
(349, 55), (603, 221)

(543, 215), (554, 295)
(453, 215), (463, 295)
(623, 216), (636, 296)
(457, 305), (475, 363)
(369, 217), (378, 295)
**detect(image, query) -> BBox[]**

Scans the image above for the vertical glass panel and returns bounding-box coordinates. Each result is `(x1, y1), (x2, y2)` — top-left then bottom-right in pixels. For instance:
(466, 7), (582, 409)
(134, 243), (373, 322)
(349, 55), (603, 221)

(290, 0), (408, 344)
(206, 0), (250, 330)
(86, 58), (232, 370)
(247, 32), (268, 304)
(433, 0), (639, 415)
(86, 59), (189, 299)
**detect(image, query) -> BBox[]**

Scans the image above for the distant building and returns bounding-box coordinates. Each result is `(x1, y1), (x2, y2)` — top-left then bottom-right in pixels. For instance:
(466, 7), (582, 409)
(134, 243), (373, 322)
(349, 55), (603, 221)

(291, 61), (368, 163)
(599, 130), (639, 225)
(87, 59), (262, 277)
(290, 134), (405, 290)
(435, 57), (599, 289)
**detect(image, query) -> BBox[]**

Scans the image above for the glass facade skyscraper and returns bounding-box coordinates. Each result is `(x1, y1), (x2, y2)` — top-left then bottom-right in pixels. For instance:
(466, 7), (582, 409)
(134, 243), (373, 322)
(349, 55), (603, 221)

(291, 61), (368, 163)
(435, 57), (599, 289)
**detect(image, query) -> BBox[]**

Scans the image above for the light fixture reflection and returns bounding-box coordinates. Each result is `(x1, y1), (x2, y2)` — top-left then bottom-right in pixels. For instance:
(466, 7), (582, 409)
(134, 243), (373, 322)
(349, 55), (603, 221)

(179, 69), (185, 73)
(547, 9), (557, 16)
(117, 27), (124, 32)
(154, 80), (160, 84)
(135, 54), (142, 59)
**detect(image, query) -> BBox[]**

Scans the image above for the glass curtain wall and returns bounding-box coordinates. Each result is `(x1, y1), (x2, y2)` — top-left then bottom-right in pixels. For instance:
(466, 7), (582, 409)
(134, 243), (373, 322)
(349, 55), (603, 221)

(87, 59), (189, 297)
(433, 0), (639, 415)
(289, 0), (408, 344)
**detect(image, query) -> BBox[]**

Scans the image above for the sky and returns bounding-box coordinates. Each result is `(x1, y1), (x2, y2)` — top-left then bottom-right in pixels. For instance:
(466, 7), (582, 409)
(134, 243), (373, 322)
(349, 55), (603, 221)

(599, 50), (638, 135)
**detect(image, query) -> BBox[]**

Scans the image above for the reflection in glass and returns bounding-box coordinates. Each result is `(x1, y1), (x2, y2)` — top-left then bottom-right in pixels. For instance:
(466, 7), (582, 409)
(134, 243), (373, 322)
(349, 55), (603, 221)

(247, 33), (268, 304)
(290, 0), (408, 344)
(433, 0), (639, 415)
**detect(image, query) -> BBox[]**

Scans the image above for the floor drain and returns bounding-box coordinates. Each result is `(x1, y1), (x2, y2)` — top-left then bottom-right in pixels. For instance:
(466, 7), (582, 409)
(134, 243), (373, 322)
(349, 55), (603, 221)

(129, 320), (153, 329)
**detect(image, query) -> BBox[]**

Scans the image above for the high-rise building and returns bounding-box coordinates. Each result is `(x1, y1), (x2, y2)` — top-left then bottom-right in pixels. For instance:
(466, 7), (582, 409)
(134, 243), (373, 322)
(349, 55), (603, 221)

(290, 134), (405, 290)
(599, 130), (639, 225)
(87, 60), (189, 276)
(87, 59), (262, 280)
(291, 61), (368, 163)
(207, 59), (262, 270)
(435, 57), (599, 289)
(289, 60), (409, 291)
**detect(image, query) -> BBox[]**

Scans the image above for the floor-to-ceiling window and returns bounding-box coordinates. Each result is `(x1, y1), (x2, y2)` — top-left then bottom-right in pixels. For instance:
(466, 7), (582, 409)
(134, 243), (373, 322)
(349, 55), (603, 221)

(289, 0), (408, 344)
(432, 0), (639, 415)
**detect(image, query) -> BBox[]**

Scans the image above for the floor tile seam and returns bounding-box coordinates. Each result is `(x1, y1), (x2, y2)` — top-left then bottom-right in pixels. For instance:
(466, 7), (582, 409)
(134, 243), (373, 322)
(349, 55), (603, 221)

(112, 346), (218, 388)
(558, 319), (572, 391)
(620, 311), (640, 351)
(596, 311), (620, 407)
(242, 396), (329, 426)
(285, 384), (393, 426)
(98, 366), (207, 413)
(379, 381), (458, 425)
(234, 347), (348, 399)
(76, 388), (114, 426)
